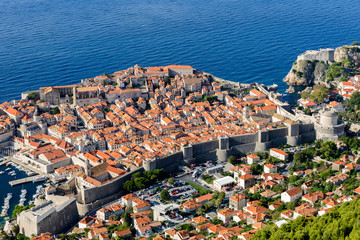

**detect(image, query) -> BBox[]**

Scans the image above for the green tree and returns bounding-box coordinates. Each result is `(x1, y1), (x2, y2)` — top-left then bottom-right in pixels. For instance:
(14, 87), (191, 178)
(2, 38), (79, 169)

(123, 180), (136, 192)
(164, 76), (171, 85)
(28, 91), (37, 100)
(251, 163), (263, 175)
(134, 177), (148, 190)
(160, 189), (170, 201)
(167, 177), (175, 185)
(227, 155), (237, 164)
(310, 84), (329, 103)
(347, 91), (360, 111)
(301, 90), (311, 100)
(50, 106), (60, 115)
(122, 212), (132, 227)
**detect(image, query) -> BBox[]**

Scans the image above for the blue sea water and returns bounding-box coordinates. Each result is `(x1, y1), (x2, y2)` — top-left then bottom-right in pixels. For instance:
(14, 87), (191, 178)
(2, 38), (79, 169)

(1, 0), (360, 103)
(0, 0), (360, 224)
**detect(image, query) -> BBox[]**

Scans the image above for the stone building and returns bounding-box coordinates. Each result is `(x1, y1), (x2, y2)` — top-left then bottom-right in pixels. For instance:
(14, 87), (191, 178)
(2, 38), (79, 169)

(19, 122), (47, 138)
(41, 87), (61, 105)
(183, 77), (203, 92)
(167, 65), (193, 77)
(296, 48), (334, 63)
(73, 87), (100, 106)
(40, 85), (76, 105)
(229, 193), (247, 210)
(17, 195), (79, 237)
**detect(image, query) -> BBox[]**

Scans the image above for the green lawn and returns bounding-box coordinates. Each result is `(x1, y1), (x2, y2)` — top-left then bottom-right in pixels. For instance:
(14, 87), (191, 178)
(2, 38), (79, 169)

(186, 181), (211, 195)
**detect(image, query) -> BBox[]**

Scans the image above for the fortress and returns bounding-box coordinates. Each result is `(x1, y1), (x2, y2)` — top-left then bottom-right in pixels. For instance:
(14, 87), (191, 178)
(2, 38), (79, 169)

(75, 117), (317, 215)
(296, 48), (335, 63)
(74, 107), (346, 216)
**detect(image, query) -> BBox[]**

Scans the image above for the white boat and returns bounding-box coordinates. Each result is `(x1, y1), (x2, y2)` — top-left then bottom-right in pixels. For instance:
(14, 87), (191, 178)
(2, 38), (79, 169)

(32, 176), (47, 183)
(5, 168), (11, 171)
(0, 171), (4, 174)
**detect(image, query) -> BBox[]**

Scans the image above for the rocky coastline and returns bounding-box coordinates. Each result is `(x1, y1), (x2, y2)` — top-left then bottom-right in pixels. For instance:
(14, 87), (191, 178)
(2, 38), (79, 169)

(284, 44), (360, 87)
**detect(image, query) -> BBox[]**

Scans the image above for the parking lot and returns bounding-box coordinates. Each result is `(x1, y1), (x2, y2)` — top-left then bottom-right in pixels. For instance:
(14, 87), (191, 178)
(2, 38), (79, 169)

(136, 179), (200, 205)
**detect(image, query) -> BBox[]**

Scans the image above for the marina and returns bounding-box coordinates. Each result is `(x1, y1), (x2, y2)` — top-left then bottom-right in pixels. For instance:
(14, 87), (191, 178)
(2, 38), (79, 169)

(0, 161), (44, 226)
(19, 189), (27, 206)
(1, 193), (12, 217)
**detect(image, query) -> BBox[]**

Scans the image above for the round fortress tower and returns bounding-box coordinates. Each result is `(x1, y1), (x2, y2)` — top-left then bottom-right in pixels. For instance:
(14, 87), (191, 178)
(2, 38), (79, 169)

(315, 110), (345, 141)
(320, 111), (338, 126)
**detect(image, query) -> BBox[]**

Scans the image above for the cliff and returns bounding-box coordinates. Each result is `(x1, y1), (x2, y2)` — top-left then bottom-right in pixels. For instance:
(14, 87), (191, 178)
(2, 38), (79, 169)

(334, 45), (360, 65)
(284, 44), (360, 86)
(284, 60), (327, 85)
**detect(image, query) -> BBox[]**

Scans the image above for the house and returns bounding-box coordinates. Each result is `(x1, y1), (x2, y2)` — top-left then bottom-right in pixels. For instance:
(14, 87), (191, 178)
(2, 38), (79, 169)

(192, 216), (209, 225)
(295, 203), (318, 217)
(270, 148), (288, 161)
(238, 174), (255, 189)
(229, 193), (247, 210)
(121, 193), (138, 207)
(326, 173), (349, 185)
(196, 193), (212, 205)
(298, 98), (317, 108)
(354, 186), (360, 195)
(247, 153), (260, 164)
(32, 233), (55, 240)
(269, 201), (283, 211)
(182, 200), (201, 213)
(281, 187), (302, 203)
(217, 208), (237, 223)
(134, 216), (153, 236)
(112, 229), (132, 239)
(332, 161), (347, 171)
(260, 189), (277, 200)
(173, 230), (190, 240)
(96, 208), (113, 221)
(302, 192), (325, 205)
(327, 101), (345, 112)
(343, 162), (360, 173)
(132, 199), (151, 213)
(281, 209), (295, 220)
(78, 216), (95, 229)
(264, 164), (277, 174)
(208, 225), (227, 234)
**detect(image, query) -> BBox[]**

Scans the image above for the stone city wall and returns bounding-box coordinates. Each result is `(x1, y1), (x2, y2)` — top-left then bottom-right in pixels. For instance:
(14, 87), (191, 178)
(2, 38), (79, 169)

(76, 123), (316, 214)
(77, 167), (144, 205)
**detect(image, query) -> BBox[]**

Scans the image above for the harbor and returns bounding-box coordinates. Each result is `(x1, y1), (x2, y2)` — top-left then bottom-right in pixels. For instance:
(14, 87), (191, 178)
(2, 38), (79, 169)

(0, 158), (46, 224)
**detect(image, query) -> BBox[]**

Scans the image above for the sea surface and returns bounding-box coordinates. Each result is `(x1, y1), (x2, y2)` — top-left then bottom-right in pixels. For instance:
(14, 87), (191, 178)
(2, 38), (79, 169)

(0, 0), (360, 224)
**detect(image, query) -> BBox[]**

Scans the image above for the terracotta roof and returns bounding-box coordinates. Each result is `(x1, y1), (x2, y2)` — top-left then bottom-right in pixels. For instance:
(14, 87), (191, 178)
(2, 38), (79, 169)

(284, 187), (302, 197)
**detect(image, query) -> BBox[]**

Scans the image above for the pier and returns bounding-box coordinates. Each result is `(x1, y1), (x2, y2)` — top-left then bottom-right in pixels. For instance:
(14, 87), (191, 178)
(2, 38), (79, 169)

(9, 175), (48, 187)
(0, 159), (10, 167)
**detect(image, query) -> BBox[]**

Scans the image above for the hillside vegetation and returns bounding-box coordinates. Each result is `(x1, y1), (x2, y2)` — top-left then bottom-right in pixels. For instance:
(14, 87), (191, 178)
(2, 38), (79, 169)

(252, 197), (360, 240)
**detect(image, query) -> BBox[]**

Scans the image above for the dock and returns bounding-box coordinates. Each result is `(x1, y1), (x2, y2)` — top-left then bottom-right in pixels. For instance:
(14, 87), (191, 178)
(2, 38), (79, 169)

(9, 175), (48, 187)
(0, 159), (9, 167)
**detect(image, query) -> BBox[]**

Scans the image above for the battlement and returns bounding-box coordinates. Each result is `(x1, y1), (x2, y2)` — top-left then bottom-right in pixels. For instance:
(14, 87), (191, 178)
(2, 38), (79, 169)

(297, 48), (334, 63)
